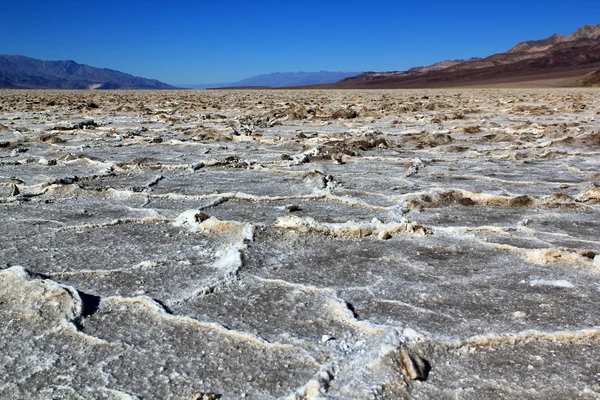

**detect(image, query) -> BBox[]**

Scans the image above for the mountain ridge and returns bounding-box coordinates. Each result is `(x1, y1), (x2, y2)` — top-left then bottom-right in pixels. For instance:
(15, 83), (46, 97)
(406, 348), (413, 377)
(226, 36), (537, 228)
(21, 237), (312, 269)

(508, 24), (600, 53)
(0, 55), (176, 89)
(328, 23), (600, 88)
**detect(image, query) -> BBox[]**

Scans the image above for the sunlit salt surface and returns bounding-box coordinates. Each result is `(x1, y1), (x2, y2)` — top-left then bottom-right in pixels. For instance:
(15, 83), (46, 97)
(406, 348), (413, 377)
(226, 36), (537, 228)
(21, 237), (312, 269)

(1, 89), (599, 399)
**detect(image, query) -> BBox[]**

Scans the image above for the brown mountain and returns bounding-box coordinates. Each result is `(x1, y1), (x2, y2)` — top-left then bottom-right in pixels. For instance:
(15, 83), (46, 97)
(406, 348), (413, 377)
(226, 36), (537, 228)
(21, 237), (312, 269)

(507, 34), (566, 53)
(507, 24), (600, 53)
(330, 24), (600, 88)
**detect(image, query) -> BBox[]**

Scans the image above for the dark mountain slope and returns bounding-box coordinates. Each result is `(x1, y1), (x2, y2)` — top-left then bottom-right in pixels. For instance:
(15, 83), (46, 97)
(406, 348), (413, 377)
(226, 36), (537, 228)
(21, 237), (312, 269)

(0, 55), (175, 89)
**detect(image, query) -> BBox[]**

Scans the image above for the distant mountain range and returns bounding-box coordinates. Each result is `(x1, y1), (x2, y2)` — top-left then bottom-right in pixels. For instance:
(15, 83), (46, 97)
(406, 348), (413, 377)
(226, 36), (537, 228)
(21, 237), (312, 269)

(181, 71), (361, 89)
(0, 55), (176, 89)
(3, 24), (600, 90)
(328, 24), (600, 88)
(0, 56), (358, 90)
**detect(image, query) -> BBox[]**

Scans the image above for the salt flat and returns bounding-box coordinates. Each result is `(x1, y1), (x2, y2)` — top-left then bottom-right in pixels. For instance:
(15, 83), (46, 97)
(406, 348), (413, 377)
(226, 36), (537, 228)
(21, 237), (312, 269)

(1, 89), (599, 399)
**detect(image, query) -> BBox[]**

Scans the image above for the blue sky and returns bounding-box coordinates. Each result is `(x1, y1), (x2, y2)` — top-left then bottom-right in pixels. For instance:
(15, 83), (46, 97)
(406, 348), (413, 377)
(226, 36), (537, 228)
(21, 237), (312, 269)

(1, 0), (598, 84)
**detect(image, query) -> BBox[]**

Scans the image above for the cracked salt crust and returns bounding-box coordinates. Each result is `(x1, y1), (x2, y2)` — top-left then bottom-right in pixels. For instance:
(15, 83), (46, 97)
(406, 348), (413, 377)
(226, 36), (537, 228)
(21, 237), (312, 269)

(1, 88), (600, 399)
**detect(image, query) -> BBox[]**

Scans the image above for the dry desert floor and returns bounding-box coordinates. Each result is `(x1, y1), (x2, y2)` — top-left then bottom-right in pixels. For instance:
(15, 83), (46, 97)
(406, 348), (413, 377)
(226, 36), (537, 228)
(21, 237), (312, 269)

(1, 89), (599, 399)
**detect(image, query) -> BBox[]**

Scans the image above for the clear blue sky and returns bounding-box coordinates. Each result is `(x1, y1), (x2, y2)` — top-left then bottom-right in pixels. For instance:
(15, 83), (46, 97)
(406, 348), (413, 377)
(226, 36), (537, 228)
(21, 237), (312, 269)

(1, 0), (598, 84)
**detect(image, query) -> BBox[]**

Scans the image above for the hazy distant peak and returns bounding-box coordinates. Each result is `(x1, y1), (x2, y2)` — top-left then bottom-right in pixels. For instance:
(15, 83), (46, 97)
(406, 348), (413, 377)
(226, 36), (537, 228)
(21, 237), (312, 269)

(187, 71), (362, 89)
(233, 71), (362, 87)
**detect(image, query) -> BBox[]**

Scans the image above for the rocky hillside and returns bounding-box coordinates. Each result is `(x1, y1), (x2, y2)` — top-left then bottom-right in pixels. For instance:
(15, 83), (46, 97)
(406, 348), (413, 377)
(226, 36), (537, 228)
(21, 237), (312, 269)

(333, 24), (600, 88)
(0, 55), (176, 89)
(508, 24), (600, 53)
